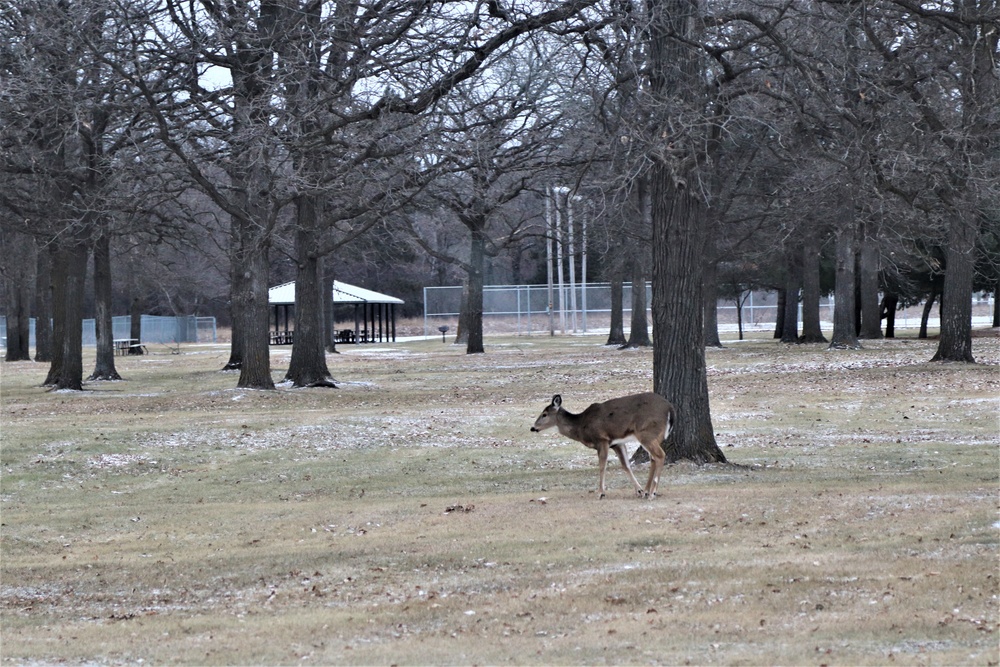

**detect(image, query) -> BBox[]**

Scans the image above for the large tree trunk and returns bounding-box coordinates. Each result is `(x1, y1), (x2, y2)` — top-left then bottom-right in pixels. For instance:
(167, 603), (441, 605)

(89, 234), (121, 380)
(881, 293), (899, 338)
(232, 239), (274, 389)
(651, 188), (726, 463)
(128, 295), (144, 355)
(45, 240), (88, 391)
(858, 229), (883, 339)
(799, 232), (827, 343)
(919, 288), (938, 339)
(3, 245), (32, 362)
(4, 284), (31, 362)
(465, 226), (486, 354)
(43, 243), (66, 386)
(222, 232), (244, 371)
(606, 275), (626, 346)
(622, 259), (651, 348)
(773, 288), (785, 339)
(702, 206), (722, 348)
(286, 196), (335, 387)
(930, 0), (996, 360)
(646, 0), (725, 464)
(623, 179), (652, 349)
(780, 246), (800, 344)
(829, 218), (861, 349)
(931, 212), (977, 362)
(222, 158), (273, 386)
(34, 242), (53, 363)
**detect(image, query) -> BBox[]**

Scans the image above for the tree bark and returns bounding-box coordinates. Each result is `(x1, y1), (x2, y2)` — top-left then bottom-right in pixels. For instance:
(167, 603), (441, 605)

(623, 178), (651, 349)
(829, 218), (861, 349)
(34, 242), (53, 363)
(42, 242), (67, 386)
(881, 293), (899, 338)
(644, 0), (725, 464)
(129, 294), (144, 355)
(606, 275), (626, 346)
(4, 281), (31, 362)
(703, 207), (722, 348)
(286, 196), (335, 387)
(773, 288), (785, 339)
(780, 246), (800, 344)
(222, 152), (273, 388)
(799, 232), (827, 343)
(651, 188), (726, 463)
(622, 259), (651, 348)
(45, 240), (88, 391)
(3, 231), (33, 362)
(919, 289), (938, 339)
(735, 293), (746, 341)
(931, 212), (977, 362)
(89, 233), (121, 380)
(465, 226), (486, 354)
(232, 239), (274, 389)
(858, 229), (883, 339)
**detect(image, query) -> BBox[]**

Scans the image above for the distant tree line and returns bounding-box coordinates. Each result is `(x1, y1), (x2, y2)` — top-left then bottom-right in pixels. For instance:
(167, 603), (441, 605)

(2, 0), (996, 461)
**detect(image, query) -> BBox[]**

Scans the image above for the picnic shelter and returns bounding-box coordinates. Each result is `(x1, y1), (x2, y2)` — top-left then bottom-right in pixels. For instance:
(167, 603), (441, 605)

(268, 280), (404, 345)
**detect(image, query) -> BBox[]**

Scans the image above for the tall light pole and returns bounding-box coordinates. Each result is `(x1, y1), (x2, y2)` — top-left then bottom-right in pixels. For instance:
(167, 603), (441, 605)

(545, 187), (555, 336)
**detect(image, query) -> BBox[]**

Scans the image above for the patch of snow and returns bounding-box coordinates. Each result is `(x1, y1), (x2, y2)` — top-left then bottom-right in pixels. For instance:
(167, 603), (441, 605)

(89, 453), (151, 468)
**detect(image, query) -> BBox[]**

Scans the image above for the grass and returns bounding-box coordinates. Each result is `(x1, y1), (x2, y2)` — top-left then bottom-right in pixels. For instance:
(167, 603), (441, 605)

(1, 333), (998, 665)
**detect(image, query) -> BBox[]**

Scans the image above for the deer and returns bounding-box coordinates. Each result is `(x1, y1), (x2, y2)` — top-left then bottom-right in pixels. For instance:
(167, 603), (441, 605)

(530, 393), (675, 499)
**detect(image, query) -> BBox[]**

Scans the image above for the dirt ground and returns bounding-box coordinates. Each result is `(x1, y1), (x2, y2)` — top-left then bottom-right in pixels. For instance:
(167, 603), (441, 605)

(1, 332), (998, 665)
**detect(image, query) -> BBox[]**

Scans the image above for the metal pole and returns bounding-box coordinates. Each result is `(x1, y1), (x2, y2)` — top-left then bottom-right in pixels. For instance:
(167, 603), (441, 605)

(579, 197), (587, 333)
(526, 285), (532, 336)
(516, 286), (521, 336)
(555, 188), (566, 333)
(545, 188), (555, 336)
(567, 193), (578, 333)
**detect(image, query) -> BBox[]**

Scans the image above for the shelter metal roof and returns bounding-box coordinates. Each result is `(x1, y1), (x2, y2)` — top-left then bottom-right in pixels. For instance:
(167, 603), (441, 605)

(268, 281), (404, 306)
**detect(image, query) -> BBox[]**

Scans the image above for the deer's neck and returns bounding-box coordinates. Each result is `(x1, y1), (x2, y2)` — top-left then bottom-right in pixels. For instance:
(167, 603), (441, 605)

(556, 409), (588, 442)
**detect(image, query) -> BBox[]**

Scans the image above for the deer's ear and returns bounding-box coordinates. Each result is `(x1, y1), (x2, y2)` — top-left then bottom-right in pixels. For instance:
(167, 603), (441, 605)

(552, 395), (562, 408)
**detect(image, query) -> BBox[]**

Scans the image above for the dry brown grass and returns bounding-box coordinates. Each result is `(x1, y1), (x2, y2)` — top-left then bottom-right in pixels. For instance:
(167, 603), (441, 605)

(1, 333), (998, 666)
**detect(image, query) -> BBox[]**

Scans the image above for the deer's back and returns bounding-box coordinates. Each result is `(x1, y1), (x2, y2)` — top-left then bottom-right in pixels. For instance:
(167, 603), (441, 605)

(579, 392), (672, 441)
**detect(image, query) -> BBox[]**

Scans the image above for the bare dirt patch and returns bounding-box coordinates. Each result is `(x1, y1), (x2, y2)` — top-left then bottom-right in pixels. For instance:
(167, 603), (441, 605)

(1, 335), (998, 665)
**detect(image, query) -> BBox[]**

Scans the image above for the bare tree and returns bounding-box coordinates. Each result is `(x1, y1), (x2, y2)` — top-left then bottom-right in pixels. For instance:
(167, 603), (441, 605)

(1, 1), (137, 389)
(642, 0), (797, 462)
(0, 229), (34, 362)
(406, 44), (577, 354)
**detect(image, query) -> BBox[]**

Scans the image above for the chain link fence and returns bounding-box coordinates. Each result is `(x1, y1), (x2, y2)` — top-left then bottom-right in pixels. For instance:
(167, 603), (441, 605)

(423, 283), (995, 337)
(1, 315), (217, 349)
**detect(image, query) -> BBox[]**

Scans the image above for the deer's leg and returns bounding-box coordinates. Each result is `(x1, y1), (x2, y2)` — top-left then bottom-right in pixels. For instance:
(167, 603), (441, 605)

(643, 440), (666, 498)
(612, 444), (644, 497)
(597, 442), (610, 499)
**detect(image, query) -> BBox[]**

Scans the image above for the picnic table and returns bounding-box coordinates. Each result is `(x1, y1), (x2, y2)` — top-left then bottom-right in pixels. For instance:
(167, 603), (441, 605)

(113, 338), (146, 355)
(269, 331), (294, 345)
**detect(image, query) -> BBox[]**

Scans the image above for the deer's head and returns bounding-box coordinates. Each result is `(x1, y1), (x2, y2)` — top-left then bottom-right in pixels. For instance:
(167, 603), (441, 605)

(530, 395), (562, 432)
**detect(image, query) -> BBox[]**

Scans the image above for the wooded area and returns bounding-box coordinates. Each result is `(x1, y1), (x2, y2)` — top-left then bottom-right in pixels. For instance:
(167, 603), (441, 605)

(2, 0), (997, 463)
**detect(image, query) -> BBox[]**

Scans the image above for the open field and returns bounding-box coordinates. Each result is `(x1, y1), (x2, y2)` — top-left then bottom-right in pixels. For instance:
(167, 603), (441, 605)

(2, 333), (999, 665)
